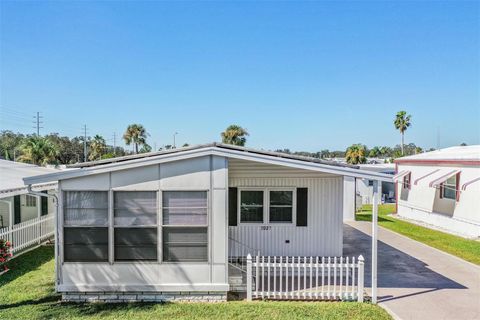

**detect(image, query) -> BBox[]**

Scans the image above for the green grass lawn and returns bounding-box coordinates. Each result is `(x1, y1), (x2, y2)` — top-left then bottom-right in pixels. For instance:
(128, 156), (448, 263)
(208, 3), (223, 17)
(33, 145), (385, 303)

(356, 204), (480, 265)
(0, 246), (391, 320)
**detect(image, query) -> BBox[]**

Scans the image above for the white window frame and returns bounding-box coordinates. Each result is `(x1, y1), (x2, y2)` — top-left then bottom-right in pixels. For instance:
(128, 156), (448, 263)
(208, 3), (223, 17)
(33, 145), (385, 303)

(160, 189), (210, 264)
(25, 194), (37, 207)
(441, 176), (457, 201)
(237, 187), (296, 226)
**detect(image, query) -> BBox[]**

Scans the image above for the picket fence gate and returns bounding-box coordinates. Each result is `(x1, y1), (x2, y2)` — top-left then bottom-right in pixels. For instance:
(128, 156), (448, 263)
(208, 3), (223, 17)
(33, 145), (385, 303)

(0, 214), (54, 253)
(246, 254), (365, 302)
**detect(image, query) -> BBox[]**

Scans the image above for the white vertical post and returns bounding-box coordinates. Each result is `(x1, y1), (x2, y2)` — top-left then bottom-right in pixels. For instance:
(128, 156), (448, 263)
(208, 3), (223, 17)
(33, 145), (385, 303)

(37, 196), (41, 244)
(372, 180), (379, 304)
(357, 255), (364, 302)
(246, 254), (252, 301)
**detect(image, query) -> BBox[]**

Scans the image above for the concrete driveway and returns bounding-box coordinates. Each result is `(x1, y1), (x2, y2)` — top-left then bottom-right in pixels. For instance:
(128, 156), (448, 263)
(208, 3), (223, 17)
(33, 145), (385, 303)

(343, 221), (480, 320)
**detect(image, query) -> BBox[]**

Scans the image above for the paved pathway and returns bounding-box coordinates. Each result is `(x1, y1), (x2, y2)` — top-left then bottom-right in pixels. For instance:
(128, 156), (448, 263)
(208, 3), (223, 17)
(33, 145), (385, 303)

(343, 221), (480, 320)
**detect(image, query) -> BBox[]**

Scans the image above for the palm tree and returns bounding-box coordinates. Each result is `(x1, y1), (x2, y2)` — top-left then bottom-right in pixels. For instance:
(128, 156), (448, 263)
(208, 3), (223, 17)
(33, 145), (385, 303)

(18, 136), (58, 165)
(220, 125), (249, 146)
(394, 111), (412, 156)
(89, 135), (107, 161)
(368, 146), (381, 158)
(123, 124), (148, 154)
(345, 144), (367, 165)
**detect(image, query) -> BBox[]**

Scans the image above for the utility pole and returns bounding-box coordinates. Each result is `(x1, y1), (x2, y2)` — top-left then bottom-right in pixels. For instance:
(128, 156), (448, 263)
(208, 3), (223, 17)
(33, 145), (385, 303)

(113, 132), (116, 156)
(33, 112), (43, 135)
(83, 125), (88, 162)
(173, 132), (178, 149)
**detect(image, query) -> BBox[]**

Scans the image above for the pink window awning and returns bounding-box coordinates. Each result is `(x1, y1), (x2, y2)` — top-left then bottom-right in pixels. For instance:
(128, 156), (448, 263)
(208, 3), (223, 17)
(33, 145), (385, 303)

(393, 170), (410, 182)
(429, 170), (461, 188)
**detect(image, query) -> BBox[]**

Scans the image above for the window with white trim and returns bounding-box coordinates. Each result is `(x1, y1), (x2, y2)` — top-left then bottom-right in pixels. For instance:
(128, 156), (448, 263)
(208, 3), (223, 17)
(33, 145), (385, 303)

(162, 191), (208, 262)
(239, 188), (296, 225)
(114, 191), (158, 261)
(442, 175), (457, 200)
(269, 190), (293, 223)
(403, 173), (411, 190)
(240, 190), (264, 223)
(25, 195), (37, 207)
(63, 191), (108, 262)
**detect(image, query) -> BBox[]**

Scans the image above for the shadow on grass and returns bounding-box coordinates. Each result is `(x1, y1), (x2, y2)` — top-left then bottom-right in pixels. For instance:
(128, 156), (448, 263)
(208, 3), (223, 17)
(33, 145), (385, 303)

(37, 301), (159, 318)
(0, 245), (54, 288)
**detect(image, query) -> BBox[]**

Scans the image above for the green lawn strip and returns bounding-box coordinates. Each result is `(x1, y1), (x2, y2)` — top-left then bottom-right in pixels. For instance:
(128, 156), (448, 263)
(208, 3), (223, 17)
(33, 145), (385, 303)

(356, 204), (480, 265)
(0, 246), (392, 320)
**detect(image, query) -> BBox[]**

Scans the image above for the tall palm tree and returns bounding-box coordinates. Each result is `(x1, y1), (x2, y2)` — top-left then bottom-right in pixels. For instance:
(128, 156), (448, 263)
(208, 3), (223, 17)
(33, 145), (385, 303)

(89, 135), (107, 161)
(220, 125), (249, 146)
(345, 144), (367, 165)
(123, 124), (148, 154)
(18, 136), (58, 165)
(394, 111), (412, 156)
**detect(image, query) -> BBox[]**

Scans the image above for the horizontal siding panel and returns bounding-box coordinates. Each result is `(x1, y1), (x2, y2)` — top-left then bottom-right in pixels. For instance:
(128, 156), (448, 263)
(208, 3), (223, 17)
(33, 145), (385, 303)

(228, 173), (343, 257)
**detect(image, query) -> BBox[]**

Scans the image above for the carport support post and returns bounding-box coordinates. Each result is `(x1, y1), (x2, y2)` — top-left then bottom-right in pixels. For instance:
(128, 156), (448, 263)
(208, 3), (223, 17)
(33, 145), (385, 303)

(371, 180), (379, 304)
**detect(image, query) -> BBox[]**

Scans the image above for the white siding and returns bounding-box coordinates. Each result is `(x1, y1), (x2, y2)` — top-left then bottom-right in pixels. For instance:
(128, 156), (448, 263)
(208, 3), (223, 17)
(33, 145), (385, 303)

(57, 155), (229, 293)
(397, 163), (480, 238)
(228, 160), (344, 257)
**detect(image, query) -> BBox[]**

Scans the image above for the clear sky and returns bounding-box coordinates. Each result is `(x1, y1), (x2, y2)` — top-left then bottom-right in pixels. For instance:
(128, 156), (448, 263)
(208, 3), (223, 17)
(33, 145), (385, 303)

(0, 1), (479, 151)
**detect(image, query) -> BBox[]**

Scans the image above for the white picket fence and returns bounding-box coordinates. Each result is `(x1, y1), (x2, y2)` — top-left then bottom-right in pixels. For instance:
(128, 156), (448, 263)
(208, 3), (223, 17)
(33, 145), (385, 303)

(246, 255), (365, 302)
(0, 214), (54, 253)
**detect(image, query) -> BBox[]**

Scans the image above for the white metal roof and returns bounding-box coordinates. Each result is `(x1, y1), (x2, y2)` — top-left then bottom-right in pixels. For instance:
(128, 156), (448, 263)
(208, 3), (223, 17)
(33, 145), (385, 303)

(396, 145), (480, 162)
(23, 143), (393, 185)
(0, 160), (59, 197)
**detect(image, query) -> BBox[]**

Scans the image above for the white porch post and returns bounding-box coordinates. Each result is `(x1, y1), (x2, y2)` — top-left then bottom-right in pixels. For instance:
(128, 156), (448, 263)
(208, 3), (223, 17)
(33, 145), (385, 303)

(371, 180), (379, 304)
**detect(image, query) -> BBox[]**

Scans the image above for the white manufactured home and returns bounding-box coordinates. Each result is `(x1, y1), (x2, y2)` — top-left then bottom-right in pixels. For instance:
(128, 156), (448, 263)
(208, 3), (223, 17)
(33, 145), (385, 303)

(24, 143), (391, 302)
(394, 146), (480, 238)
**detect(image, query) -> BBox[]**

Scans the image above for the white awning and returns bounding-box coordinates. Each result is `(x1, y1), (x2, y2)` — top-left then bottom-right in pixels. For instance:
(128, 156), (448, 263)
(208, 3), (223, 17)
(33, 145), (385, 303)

(429, 170), (461, 188)
(414, 169), (440, 185)
(461, 177), (480, 191)
(393, 170), (410, 182)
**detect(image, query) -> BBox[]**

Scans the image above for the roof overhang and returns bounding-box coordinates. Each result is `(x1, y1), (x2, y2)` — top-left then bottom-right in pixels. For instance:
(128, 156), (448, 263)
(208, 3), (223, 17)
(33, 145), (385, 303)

(429, 170), (461, 188)
(0, 182), (57, 198)
(24, 145), (393, 185)
(393, 170), (410, 182)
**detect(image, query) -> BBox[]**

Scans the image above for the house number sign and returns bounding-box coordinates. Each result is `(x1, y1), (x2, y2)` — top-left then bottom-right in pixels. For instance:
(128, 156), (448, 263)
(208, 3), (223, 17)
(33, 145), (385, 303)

(260, 226), (271, 231)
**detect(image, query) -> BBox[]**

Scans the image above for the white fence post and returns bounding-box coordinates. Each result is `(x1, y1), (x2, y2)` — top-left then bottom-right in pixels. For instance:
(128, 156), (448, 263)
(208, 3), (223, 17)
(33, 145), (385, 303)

(246, 254), (252, 301)
(357, 255), (364, 302)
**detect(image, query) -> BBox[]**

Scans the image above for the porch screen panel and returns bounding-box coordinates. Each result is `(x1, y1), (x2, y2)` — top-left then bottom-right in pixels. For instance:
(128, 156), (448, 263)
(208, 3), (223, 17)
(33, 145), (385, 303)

(163, 191), (207, 225)
(64, 191), (108, 226)
(163, 227), (208, 262)
(113, 191), (158, 261)
(114, 191), (157, 226)
(63, 191), (109, 262)
(162, 191), (208, 262)
(64, 227), (108, 262)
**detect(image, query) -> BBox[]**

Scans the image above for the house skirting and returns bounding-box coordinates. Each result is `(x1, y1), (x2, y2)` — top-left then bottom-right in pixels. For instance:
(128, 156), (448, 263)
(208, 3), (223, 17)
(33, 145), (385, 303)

(62, 291), (227, 303)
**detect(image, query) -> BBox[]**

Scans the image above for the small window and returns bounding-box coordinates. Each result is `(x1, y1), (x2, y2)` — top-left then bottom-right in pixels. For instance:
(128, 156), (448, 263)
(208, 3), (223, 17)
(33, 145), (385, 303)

(403, 173), (411, 190)
(162, 191), (208, 262)
(25, 195), (37, 207)
(269, 191), (293, 223)
(114, 191), (157, 226)
(442, 175), (457, 200)
(368, 180), (374, 187)
(240, 190), (264, 223)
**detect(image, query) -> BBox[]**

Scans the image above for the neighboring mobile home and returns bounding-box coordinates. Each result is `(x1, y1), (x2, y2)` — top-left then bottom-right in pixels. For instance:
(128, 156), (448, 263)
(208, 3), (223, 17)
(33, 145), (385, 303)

(356, 164), (395, 205)
(23, 143), (391, 302)
(0, 160), (58, 253)
(394, 145), (480, 238)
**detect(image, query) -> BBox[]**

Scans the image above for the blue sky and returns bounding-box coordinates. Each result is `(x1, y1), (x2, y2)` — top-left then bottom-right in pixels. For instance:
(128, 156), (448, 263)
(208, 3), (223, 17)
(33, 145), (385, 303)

(1, 1), (478, 151)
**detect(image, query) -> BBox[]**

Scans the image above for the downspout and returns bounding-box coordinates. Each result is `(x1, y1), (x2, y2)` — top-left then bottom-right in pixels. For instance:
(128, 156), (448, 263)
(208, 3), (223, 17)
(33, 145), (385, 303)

(26, 185), (59, 291)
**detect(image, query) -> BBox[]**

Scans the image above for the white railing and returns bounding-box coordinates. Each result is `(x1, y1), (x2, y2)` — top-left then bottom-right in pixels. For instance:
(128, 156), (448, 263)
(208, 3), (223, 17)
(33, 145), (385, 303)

(0, 214), (54, 253)
(246, 254), (365, 302)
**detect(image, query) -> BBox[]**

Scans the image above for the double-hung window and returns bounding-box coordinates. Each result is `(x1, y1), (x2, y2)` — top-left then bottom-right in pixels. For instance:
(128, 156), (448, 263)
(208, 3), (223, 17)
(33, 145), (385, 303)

(25, 195), (37, 207)
(269, 190), (293, 223)
(114, 191), (158, 261)
(442, 175), (457, 200)
(239, 188), (295, 224)
(162, 191), (208, 262)
(63, 191), (109, 262)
